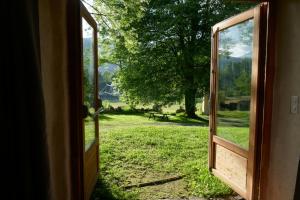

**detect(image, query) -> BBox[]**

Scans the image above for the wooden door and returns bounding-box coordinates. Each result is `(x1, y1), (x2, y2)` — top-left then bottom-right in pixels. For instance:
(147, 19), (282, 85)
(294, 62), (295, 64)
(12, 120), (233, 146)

(209, 3), (268, 200)
(80, 3), (99, 200)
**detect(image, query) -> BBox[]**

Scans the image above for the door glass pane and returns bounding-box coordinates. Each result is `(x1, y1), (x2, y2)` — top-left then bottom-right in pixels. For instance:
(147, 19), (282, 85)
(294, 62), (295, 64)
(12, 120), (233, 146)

(217, 19), (253, 149)
(82, 17), (96, 151)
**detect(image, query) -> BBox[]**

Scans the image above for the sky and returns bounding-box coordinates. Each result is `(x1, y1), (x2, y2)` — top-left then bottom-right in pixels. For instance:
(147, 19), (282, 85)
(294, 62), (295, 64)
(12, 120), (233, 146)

(82, 17), (93, 39)
(219, 19), (254, 58)
(82, 0), (94, 13)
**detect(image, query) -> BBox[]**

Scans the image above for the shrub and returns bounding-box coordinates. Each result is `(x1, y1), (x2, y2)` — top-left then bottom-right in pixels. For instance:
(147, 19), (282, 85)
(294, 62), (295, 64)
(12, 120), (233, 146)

(176, 106), (185, 113)
(152, 104), (162, 112)
(115, 106), (123, 112)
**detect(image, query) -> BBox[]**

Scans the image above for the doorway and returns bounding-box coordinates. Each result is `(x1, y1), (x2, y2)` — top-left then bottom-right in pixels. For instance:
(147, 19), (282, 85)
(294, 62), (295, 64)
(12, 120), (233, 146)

(77, 2), (270, 200)
(209, 3), (269, 200)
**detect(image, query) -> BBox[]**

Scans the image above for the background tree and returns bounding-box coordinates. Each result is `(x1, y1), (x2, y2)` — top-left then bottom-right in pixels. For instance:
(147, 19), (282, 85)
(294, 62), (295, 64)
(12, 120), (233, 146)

(91, 0), (255, 117)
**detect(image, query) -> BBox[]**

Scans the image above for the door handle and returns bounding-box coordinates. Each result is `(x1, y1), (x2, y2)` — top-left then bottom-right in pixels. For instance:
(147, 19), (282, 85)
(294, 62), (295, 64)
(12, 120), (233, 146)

(83, 105), (104, 119)
(93, 107), (104, 118)
(82, 105), (90, 119)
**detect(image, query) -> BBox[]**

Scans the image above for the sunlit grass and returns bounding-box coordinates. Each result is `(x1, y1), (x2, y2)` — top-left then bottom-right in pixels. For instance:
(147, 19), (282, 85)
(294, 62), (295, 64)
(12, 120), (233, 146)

(84, 117), (96, 151)
(217, 111), (250, 149)
(217, 127), (249, 149)
(91, 114), (233, 199)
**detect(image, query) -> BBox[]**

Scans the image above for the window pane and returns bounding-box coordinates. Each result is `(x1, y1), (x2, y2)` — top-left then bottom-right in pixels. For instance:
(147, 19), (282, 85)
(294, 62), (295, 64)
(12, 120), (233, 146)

(82, 17), (96, 151)
(217, 19), (253, 149)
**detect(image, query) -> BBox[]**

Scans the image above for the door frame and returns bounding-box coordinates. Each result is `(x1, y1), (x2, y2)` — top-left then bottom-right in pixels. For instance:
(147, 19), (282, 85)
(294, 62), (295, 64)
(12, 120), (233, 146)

(80, 3), (99, 200)
(66, 1), (275, 200)
(67, 0), (100, 199)
(209, 3), (270, 200)
(67, 0), (85, 199)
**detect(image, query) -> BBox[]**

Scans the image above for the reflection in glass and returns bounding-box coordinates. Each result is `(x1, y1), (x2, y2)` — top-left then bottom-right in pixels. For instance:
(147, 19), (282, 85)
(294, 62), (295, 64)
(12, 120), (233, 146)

(82, 17), (96, 151)
(217, 19), (253, 149)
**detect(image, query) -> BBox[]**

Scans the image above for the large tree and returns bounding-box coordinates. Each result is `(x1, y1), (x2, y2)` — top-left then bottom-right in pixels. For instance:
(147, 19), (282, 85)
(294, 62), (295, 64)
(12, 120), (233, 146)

(91, 0), (254, 117)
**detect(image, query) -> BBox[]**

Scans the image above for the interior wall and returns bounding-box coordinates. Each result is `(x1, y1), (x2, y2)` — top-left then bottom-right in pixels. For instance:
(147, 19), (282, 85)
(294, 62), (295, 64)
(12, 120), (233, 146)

(39, 0), (72, 199)
(266, 0), (300, 199)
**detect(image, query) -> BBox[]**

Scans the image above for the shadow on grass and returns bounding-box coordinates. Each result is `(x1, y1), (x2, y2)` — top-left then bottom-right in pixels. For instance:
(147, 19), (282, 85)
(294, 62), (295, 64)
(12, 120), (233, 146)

(146, 113), (209, 126)
(91, 179), (115, 200)
(102, 110), (144, 116)
(91, 178), (137, 200)
(99, 115), (114, 121)
(99, 110), (209, 126)
(218, 118), (249, 127)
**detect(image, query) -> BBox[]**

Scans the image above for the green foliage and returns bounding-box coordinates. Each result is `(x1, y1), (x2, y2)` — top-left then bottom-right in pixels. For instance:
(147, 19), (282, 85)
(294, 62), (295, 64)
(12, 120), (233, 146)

(93, 0), (256, 117)
(83, 45), (95, 106)
(100, 100), (204, 116)
(103, 71), (113, 83)
(218, 19), (253, 98)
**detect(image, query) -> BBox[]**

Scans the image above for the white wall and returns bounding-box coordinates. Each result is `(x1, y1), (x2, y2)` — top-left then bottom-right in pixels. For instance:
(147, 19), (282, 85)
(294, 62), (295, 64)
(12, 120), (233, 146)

(266, 0), (300, 199)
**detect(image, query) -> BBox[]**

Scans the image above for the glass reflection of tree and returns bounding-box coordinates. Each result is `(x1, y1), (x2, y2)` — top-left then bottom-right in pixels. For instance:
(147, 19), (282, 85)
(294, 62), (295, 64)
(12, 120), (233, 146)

(83, 38), (94, 108)
(218, 20), (253, 111)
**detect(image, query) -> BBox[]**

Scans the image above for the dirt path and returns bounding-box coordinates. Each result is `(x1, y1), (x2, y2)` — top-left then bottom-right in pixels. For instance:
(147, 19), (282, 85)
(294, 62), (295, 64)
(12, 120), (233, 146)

(129, 178), (243, 200)
(125, 173), (242, 200)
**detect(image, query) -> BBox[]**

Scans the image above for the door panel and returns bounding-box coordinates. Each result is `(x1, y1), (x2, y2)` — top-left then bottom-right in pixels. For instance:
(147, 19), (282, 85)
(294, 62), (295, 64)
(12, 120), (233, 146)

(209, 4), (268, 200)
(82, 16), (97, 151)
(81, 3), (99, 200)
(216, 18), (253, 150)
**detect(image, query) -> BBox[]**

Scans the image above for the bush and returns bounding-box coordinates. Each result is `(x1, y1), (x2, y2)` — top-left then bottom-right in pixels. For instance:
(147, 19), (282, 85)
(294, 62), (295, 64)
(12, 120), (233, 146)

(176, 106), (185, 113)
(115, 106), (123, 112)
(152, 104), (162, 113)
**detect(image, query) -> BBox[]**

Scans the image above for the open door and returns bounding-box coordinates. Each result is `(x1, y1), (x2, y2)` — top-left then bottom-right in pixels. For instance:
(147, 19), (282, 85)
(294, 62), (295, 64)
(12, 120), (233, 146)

(80, 3), (99, 199)
(209, 3), (268, 200)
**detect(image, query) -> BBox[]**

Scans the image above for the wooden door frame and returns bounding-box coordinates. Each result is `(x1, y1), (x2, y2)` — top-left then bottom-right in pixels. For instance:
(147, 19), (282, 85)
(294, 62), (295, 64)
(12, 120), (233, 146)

(80, 3), (99, 200)
(67, 0), (85, 199)
(257, 2), (276, 200)
(210, 8), (257, 199)
(67, 1), (100, 199)
(66, 0), (275, 199)
(209, 3), (270, 200)
(80, 0), (99, 160)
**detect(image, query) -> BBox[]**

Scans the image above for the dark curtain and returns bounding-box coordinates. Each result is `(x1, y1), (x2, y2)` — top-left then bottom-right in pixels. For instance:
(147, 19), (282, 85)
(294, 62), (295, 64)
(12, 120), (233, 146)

(1, 0), (50, 199)
(294, 159), (300, 200)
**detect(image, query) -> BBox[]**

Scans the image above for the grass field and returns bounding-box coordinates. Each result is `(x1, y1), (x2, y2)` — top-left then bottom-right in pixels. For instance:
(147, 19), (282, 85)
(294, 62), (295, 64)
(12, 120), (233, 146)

(84, 117), (96, 151)
(217, 111), (250, 149)
(91, 113), (236, 200)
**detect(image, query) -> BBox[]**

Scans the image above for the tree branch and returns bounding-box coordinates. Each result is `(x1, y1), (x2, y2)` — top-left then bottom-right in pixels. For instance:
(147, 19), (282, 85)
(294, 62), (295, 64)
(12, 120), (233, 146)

(81, 0), (112, 29)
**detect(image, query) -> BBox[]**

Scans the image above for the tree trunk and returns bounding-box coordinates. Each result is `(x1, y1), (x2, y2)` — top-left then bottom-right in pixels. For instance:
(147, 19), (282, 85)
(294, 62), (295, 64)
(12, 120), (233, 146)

(185, 88), (197, 118)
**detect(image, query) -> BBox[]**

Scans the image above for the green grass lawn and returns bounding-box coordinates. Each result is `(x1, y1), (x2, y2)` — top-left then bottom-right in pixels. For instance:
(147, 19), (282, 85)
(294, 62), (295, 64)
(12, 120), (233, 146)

(84, 117), (96, 151)
(217, 111), (250, 149)
(92, 113), (234, 200)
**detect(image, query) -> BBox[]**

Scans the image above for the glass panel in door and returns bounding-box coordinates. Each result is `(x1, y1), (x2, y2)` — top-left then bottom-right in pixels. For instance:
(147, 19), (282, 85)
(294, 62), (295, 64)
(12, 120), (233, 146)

(82, 17), (96, 151)
(217, 19), (254, 149)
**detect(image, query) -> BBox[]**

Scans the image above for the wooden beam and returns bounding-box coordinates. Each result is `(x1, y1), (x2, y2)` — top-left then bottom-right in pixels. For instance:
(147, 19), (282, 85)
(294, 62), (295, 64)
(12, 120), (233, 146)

(67, 0), (85, 199)
(213, 9), (254, 33)
(258, 2), (276, 199)
(213, 136), (248, 158)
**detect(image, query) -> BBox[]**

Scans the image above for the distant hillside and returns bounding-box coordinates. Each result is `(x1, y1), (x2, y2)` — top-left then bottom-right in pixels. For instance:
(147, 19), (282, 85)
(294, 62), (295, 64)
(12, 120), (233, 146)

(99, 63), (119, 75)
(219, 55), (252, 69)
(98, 63), (120, 101)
